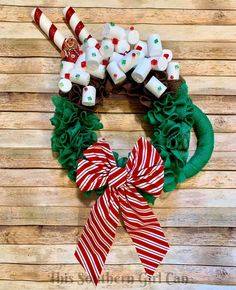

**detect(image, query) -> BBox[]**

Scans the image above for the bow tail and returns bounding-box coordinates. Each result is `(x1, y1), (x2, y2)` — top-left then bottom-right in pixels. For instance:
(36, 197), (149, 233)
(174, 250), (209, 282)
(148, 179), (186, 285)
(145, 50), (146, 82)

(119, 188), (170, 278)
(74, 188), (119, 285)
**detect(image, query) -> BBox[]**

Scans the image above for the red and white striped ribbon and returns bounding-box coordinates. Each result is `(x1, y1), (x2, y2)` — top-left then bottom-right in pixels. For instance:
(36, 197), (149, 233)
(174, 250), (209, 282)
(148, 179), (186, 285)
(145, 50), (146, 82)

(75, 137), (169, 285)
(63, 7), (92, 44)
(31, 7), (66, 50)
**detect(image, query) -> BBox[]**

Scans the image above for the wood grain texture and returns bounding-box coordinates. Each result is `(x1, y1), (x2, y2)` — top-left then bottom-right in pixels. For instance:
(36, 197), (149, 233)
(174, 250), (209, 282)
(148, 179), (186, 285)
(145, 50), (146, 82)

(1, 40), (236, 59)
(0, 1), (235, 288)
(1, 0), (236, 9)
(0, 226), (235, 246)
(0, 263), (235, 284)
(0, 281), (234, 290)
(0, 112), (235, 132)
(2, 58), (236, 76)
(0, 244), (235, 266)
(0, 130), (234, 152)
(1, 74), (235, 95)
(0, 93), (235, 114)
(0, 206), (235, 227)
(2, 23), (236, 42)
(2, 6), (236, 25)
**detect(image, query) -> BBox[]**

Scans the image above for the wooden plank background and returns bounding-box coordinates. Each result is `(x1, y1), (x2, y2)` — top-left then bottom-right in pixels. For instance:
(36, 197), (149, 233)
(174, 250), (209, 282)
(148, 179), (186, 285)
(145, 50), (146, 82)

(0, 1), (236, 289)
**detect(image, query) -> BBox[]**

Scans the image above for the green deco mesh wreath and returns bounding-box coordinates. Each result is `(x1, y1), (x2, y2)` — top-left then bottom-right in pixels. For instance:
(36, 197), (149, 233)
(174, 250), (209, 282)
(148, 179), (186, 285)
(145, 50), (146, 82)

(50, 81), (214, 204)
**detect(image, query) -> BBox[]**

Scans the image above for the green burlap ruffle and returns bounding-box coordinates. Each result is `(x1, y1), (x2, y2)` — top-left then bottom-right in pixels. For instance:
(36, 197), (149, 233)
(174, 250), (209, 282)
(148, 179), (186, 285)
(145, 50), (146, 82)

(144, 82), (194, 192)
(50, 96), (103, 182)
(50, 82), (214, 203)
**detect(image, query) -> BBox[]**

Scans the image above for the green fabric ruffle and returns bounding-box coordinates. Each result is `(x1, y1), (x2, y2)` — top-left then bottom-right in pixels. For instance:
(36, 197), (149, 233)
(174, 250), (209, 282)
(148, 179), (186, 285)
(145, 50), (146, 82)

(50, 96), (103, 182)
(144, 82), (195, 192)
(50, 82), (214, 202)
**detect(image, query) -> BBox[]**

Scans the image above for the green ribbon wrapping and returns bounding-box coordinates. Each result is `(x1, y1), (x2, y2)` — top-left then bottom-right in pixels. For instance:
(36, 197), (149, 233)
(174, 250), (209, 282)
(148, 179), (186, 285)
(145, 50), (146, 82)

(50, 82), (214, 203)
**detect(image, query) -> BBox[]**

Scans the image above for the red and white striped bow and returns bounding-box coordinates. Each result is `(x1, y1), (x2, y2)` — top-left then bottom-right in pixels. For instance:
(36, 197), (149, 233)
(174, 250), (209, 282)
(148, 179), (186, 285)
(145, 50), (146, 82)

(75, 137), (169, 285)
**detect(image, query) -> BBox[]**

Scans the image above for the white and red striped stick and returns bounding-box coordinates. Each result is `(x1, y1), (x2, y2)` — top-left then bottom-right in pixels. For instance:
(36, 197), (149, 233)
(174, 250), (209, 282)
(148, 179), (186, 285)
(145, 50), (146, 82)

(31, 7), (66, 50)
(63, 7), (94, 44)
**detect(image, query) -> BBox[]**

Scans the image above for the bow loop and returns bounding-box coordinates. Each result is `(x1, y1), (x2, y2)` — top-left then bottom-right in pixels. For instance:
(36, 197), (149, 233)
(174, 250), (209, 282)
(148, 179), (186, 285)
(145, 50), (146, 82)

(126, 137), (164, 197)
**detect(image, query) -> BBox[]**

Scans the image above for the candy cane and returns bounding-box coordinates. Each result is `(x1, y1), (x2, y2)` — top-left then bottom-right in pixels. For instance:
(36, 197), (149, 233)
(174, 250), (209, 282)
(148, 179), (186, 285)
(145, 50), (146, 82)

(31, 7), (66, 50)
(63, 7), (93, 44)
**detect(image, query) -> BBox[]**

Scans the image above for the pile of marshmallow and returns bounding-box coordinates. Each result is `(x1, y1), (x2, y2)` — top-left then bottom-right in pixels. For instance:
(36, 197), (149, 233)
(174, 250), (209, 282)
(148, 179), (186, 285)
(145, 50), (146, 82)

(32, 7), (180, 107)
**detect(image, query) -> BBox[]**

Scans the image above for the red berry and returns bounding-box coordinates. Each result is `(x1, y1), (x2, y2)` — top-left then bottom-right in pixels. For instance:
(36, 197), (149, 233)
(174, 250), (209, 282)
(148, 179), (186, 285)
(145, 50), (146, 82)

(130, 26), (134, 31)
(95, 43), (101, 50)
(136, 45), (142, 51)
(81, 61), (86, 68)
(170, 75), (174, 80)
(113, 73), (118, 78)
(64, 73), (70, 79)
(112, 38), (119, 45)
(151, 59), (158, 65)
(132, 52), (136, 58)
(84, 87), (88, 91)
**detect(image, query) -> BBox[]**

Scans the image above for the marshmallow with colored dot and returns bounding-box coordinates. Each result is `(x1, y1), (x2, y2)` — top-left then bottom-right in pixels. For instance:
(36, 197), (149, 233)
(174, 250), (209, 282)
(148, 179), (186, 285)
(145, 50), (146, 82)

(58, 78), (72, 93)
(150, 56), (168, 71)
(145, 76), (167, 98)
(69, 68), (90, 86)
(134, 41), (148, 57)
(147, 34), (162, 57)
(74, 52), (86, 70)
(162, 49), (173, 62)
(118, 50), (144, 73)
(81, 37), (99, 50)
(167, 62), (180, 80)
(82, 86), (96, 106)
(132, 58), (152, 83)
(87, 64), (106, 79)
(60, 61), (74, 78)
(109, 52), (123, 63)
(126, 26), (140, 46)
(86, 47), (102, 70)
(107, 61), (126, 84)
(100, 39), (114, 58)
(103, 22), (126, 40)
(115, 39), (130, 54)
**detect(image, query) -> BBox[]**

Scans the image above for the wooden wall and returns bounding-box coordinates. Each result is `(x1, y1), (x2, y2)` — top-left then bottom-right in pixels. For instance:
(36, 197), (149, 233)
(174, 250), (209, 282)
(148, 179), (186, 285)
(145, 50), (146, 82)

(0, 1), (235, 289)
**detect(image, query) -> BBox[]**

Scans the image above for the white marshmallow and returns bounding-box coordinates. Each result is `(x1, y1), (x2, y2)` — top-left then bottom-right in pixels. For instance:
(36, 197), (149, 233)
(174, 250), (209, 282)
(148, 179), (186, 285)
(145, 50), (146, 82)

(134, 41), (148, 57)
(100, 39), (114, 58)
(107, 61), (126, 84)
(103, 23), (126, 40)
(58, 78), (72, 93)
(145, 76), (167, 98)
(147, 34), (162, 57)
(118, 50), (144, 73)
(109, 52), (124, 63)
(167, 62), (180, 80)
(115, 39), (130, 54)
(86, 47), (102, 70)
(150, 56), (168, 71)
(132, 58), (152, 83)
(69, 69), (90, 86)
(81, 37), (98, 50)
(127, 28), (140, 46)
(74, 52), (86, 70)
(87, 64), (106, 79)
(82, 86), (96, 106)
(60, 61), (74, 78)
(162, 49), (173, 62)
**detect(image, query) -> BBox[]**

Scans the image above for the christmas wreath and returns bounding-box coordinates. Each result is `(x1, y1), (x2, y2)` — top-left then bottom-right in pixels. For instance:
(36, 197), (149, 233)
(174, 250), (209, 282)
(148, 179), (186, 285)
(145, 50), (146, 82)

(32, 6), (214, 285)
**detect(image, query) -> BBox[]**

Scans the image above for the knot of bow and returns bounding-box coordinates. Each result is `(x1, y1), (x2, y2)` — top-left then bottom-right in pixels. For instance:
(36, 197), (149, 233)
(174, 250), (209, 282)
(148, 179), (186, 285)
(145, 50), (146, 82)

(75, 137), (169, 285)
